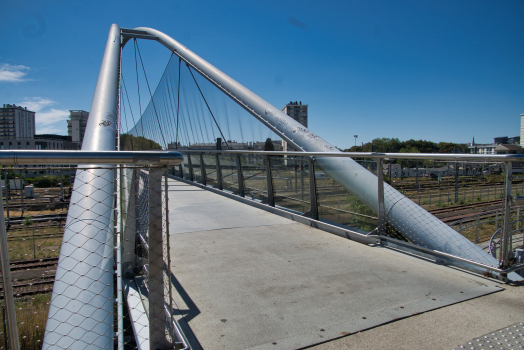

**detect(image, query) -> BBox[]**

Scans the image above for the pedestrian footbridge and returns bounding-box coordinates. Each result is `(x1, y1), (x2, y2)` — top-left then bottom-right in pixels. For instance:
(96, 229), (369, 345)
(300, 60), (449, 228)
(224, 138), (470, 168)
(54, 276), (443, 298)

(0, 23), (518, 350)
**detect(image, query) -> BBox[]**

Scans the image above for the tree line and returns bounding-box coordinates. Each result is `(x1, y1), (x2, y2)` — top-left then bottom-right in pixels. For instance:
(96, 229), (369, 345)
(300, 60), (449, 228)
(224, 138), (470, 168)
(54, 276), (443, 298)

(343, 138), (469, 154)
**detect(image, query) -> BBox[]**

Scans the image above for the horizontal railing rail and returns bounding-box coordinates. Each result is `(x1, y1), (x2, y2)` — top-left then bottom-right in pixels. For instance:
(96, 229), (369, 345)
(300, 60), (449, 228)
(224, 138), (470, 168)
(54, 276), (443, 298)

(176, 149), (524, 162)
(0, 150), (183, 165)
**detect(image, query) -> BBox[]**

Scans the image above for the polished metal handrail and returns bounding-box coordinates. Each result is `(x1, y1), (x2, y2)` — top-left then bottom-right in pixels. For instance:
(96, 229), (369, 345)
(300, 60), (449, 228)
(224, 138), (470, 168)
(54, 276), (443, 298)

(0, 150), (183, 165)
(177, 149), (524, 162)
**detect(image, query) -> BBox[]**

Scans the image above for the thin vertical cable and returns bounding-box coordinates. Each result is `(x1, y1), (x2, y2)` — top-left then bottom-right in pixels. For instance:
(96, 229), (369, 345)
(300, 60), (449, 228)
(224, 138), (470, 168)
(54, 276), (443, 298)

(187, 65), (229, 149)
(135, 41), (167, 148)
(176, 57), (181, 149)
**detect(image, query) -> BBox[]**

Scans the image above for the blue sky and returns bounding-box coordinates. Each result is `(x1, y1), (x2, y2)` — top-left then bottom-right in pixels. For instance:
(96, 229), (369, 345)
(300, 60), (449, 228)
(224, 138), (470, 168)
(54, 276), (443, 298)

(1, 0), (522, 149)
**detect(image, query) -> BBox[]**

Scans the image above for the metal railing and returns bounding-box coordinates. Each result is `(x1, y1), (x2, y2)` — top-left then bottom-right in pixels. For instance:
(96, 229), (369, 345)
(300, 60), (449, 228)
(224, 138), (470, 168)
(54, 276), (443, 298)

(0, 150), (182, 350)
(172, 149), (524, 279)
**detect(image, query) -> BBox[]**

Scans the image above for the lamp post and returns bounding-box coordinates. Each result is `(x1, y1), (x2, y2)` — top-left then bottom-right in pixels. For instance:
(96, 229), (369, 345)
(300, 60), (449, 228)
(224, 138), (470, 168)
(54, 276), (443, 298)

(353, 135), (358, 147)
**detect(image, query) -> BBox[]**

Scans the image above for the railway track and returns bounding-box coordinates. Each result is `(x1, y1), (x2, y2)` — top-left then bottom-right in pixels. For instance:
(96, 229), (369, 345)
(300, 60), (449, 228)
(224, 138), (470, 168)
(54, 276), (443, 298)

(428, 199), (502, 215)
(0, 279), (54, 299)
(6, 233), (63, 241)
(9, 257), (59, 271)
(6, 213), (67, 224)
(0, 278), (55, 298)
(0, 259), (58, 298)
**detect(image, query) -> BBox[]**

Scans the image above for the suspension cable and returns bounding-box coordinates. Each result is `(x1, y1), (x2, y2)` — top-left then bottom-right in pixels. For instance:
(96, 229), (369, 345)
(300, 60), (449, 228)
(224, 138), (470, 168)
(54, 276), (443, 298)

(133, 39), (146, 138)
(164, 64), (179, 148)
(121, 75), (139, 138)
(134, 40), (167, 148)
(120, 87), (134, 151)
(187, 65), (230, 149)
(176, 57), (181, 149)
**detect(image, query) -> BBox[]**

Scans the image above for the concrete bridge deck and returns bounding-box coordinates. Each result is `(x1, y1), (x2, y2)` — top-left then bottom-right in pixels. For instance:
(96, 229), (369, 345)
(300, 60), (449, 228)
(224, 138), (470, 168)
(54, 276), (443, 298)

(166, 178), (522, 350)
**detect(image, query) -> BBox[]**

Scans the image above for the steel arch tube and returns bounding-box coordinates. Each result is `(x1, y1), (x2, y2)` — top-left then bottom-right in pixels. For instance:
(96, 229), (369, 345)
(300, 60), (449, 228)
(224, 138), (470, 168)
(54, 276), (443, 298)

(132, 26), (500, 269)
(43, 23), (123, 350)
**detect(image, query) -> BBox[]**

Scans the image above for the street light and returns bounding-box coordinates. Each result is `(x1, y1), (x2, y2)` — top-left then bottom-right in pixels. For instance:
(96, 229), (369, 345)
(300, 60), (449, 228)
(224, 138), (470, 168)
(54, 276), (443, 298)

(353, 135), (358, 147)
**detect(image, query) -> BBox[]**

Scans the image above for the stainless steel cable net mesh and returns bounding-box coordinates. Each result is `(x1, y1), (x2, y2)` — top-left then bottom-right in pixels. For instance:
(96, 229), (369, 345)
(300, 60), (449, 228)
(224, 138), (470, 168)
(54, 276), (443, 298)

(379, 159), (521, 269)
(0, 165), (181, 349)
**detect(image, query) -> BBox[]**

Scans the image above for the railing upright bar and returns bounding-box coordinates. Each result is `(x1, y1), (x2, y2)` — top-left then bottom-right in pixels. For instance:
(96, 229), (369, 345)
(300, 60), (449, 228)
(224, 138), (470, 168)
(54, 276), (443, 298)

(216, 153), (223, 190)
(0, 181), (19, 350)
(122, 169), (137, 269)
(188, 154), (194, 182)
(305, 157), (319, 220)
(455, 162), (459, 203)
(148, 167), (172, 348)
(236, 154), (244, 197)
(200, 153), (207, 186)
(377, 158), (386, 235)
(265, 155), (274, 206)
(501, 161), (513, 269)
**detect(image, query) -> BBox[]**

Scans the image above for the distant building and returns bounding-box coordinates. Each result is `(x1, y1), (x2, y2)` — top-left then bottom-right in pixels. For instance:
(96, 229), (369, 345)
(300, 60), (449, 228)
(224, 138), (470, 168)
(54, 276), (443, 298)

(495, 144), (524, 154)
(67, 110), (89, 144)
(468, 135), (520, 155)
(0, 134), (79, 150)
(281, 101), (308, 153)
(281, 101), (308, 127)
(494, 136), (520, 145)
(0, 104), (35, 139)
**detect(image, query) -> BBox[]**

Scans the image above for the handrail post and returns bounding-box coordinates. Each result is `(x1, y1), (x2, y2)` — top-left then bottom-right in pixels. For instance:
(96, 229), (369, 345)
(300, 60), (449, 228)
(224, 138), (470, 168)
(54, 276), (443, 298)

(501, 161), (513, 269)
(236, 154), (244, 197)
(265, 155), (274, 206)
(305, 157), (319, 220)
(455, 162), (459, 203)
(377, 158), (386, 235)
(216, 153), (223, 190)
(148, 167), (172, 348)
(200, 153), (207, 186)
(188, 154), (194, 182)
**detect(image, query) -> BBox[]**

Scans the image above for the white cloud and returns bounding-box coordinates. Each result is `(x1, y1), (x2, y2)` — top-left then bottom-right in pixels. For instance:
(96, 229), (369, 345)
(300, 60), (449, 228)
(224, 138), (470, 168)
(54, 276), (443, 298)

(0, 64), (31, 82)
(37, 108), (70, 125)
(17, 97), (55, 112)
(18, 97), (70, 135)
